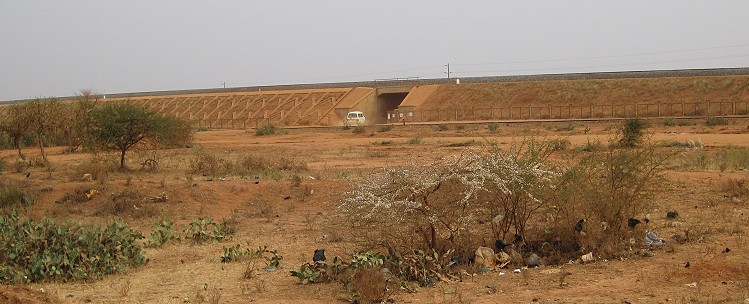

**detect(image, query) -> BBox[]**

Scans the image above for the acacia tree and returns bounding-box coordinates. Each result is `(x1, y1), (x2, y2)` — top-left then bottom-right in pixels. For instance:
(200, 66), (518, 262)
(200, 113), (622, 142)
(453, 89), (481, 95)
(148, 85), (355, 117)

(17, 98), (63, 162)
(59, 89), (99, 153)
(89, 102), (192, 169)
(0, 104), (30, 155)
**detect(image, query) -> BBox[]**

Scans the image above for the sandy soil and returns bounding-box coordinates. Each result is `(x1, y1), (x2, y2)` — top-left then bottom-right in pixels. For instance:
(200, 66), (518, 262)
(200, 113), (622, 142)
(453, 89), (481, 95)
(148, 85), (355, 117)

(2, 119), (749, 303)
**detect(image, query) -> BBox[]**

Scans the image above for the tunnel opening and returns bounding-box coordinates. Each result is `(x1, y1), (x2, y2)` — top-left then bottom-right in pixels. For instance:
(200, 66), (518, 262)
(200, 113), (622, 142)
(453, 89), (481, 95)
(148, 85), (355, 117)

(376, 92), (408, 123)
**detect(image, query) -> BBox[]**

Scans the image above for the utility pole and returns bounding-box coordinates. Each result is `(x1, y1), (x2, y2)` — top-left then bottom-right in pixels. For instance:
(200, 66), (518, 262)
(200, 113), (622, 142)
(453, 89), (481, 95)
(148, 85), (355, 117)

(445, 63), (451, 78)
(222, 82), (226, 89)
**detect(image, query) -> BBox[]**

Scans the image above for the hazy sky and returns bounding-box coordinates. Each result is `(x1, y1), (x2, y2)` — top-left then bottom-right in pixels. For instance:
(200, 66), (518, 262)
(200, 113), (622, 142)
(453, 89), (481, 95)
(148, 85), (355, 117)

(2, 1), (749, 101)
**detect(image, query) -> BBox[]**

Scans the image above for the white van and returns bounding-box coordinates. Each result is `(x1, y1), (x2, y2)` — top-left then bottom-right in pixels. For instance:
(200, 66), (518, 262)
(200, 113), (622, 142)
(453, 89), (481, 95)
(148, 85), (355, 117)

(344, 111), (366, 126)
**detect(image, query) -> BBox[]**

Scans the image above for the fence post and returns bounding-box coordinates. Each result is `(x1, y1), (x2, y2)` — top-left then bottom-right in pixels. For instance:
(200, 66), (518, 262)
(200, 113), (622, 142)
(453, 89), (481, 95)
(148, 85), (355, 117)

(509, 107), (513, 120)
(658, 103), (661, 116)
(681, 101), (685, 116)
(491, 108), (494, 120)
(707, 101), (710, 116)
(635, 103), (638, 117)
(733, 101), (736, 115)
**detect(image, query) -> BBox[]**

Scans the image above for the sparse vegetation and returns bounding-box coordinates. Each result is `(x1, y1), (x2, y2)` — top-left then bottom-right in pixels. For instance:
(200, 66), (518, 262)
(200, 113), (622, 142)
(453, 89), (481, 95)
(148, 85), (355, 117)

(146, 220), (180, 247)
(184, 217), (233, 244)
(255, 124), (278, 136)
(0, 84), (748, 302)
(705, 116), (729, 126)
(618, 118), (648, 147)
(0, 212), (146, 283)
(377, 125), (393, 132)
(0, 178), (35, 209)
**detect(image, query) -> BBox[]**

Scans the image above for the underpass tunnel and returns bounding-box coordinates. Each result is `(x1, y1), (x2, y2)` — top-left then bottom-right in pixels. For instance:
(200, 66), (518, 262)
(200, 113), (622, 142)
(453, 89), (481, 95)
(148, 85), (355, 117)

(376, 92), (408, 123)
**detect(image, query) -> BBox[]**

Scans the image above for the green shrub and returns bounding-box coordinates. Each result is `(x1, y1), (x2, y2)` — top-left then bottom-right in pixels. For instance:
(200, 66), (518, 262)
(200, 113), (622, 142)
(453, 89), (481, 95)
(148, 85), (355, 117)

(487, 123), (499, 133)
(146, 220), (180, 247)
(221, 244), (250, 263)
(255, 124), (278, 136)
(0, 212), (146, 283)
(436, 124), (449, 131)
(705, 116), (729, 126)
(662, 118), (677, 126)
(352, 126), (366, 134)
(618, 118), (648, 147)
(184, 217), (234, 244)
(0, 158), (4, 172)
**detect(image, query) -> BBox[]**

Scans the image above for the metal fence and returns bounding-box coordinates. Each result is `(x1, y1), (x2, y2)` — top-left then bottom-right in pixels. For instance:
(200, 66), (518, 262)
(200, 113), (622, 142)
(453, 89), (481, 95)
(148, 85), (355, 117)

(386, 101), (749, 124)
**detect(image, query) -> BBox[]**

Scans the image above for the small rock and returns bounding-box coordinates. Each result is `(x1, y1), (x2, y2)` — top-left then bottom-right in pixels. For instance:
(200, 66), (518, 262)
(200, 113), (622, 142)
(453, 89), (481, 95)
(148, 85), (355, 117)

(672, 234), (688, 244)
(732, 197), (743, 203)
(667, 210), (679, 219)
(642, 251), (654, 258)
(526, 253), (541, 267)
(724, 247), (731, 253)
(684, 261), (690, 268)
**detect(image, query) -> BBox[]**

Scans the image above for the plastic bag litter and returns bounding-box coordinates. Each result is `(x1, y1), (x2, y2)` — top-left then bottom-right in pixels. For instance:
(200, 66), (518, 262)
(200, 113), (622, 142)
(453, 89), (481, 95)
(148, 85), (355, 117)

(645, 229), (665, 246)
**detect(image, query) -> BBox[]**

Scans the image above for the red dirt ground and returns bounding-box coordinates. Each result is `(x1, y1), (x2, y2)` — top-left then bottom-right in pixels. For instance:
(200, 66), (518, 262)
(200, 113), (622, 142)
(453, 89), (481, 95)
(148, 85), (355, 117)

(2, 119), (749, 303)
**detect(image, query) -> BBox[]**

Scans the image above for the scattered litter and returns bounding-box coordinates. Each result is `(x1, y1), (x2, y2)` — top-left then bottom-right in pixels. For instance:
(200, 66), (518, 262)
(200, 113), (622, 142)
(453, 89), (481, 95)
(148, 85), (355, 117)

(308, 176), (316, 180)
(81, 173), (93, 182)
(479, 268), (490, 274)
(686, 282), (697, 288)
(575, 219), (586, 233)
(627, 218), (641, 228)
(513, 269), (521, 274)
(442, 290), (456, 294)
(313, 249), (326, 263)
(645, 229), (665, 246)
(581, 252), (595, 263)
(265, 268), (276, 272)
(498, 272), (506, 276)
(85, 189), (98, 200)
(732, 197), (743, 203)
